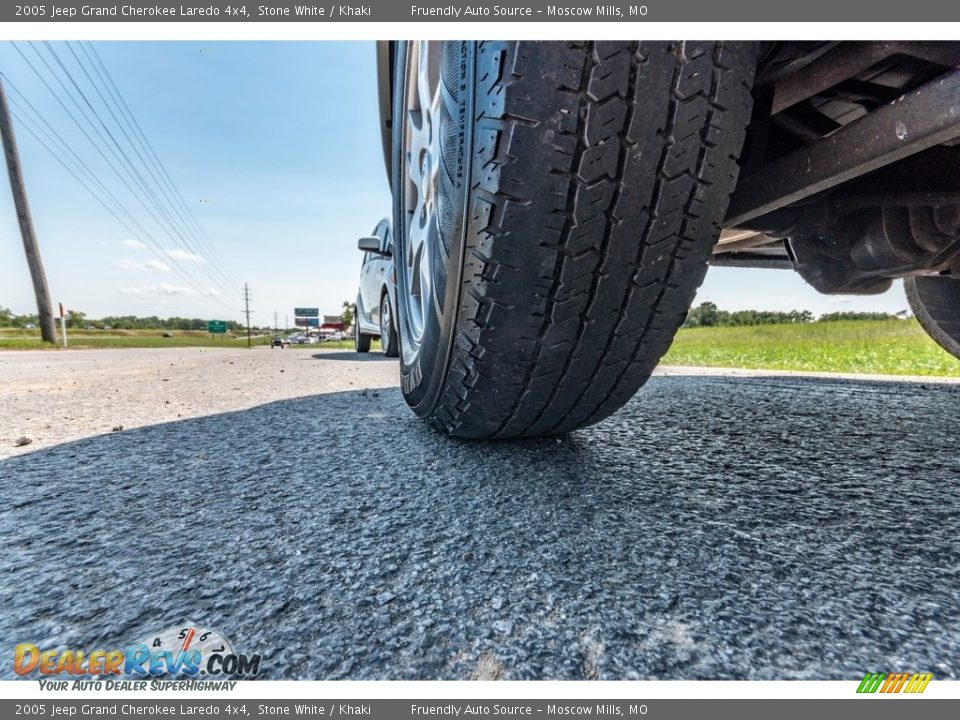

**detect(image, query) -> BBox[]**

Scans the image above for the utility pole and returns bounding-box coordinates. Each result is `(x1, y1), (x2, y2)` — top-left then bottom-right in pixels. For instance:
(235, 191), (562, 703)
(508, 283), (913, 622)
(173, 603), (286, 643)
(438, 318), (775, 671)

(273, 309), (278, 334)
(0, 77), (56, 344)
(58, 302), (67, 348)
(243, 283), (252, 348)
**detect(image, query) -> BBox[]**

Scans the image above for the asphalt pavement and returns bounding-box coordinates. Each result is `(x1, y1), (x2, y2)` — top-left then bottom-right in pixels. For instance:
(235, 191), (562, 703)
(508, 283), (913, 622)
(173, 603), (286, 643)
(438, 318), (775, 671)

(2, 360), (959, 680)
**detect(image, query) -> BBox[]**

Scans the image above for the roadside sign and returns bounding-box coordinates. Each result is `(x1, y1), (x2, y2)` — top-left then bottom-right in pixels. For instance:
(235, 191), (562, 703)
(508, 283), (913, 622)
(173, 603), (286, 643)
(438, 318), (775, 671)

(208, 320), (228, 334)
(294, 318), (309, 327)
(294, 307), (319, 317)
(307, 317), (320, 327)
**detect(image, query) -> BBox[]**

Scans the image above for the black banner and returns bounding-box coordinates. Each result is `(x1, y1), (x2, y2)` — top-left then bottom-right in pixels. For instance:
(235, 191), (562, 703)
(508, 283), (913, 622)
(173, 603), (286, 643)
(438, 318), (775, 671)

(2, 699), (959, 720)
(4, 1), (960, 23)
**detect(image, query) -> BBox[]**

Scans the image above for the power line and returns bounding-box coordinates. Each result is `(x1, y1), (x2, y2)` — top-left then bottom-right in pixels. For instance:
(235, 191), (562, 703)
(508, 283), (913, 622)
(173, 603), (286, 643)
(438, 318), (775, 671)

(5, 79), (123, 203)
(81, 41), (241, 289)
(38, 40), (237, 299)
(69, 41), (241, 291)
(6, 77), (186, 256)
(2, 72), (239, 314)
(9, 105), (241, 316)
(9, 41), (235, 303)
(64, 41), (226, 282)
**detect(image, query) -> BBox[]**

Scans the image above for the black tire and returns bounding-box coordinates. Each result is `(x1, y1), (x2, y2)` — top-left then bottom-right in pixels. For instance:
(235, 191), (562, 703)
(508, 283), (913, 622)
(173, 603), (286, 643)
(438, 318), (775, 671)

(380, 293), (400, 357)
(905, 275), (960, 360)
(393, 41), (757, 438)
(355, 320), (371, 353)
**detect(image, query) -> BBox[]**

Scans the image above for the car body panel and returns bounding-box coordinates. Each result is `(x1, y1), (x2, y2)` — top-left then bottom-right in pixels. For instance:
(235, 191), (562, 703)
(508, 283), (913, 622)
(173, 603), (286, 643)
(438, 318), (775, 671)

(376, 40), (395, 185)
(356, 218), (396, 338)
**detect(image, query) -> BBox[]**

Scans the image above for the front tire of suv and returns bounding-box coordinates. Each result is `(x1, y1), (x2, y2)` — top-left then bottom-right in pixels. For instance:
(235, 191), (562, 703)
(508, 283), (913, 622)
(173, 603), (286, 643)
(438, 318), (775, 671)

(393, 41), (757, 438)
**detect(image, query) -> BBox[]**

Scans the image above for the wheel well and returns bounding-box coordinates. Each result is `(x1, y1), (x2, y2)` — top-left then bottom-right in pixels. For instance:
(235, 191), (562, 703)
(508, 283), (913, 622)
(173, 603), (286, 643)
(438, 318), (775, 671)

(376, 41), (395, 187)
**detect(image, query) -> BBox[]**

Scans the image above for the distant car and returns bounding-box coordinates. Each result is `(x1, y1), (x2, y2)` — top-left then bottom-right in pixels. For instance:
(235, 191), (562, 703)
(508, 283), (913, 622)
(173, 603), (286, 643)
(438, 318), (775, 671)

(286, 334), (307, 345)
(162, 332), (174, 338)
(355, 218), (398, 356)
(270, 336), (286, 349)
(23, 323), (36, 329)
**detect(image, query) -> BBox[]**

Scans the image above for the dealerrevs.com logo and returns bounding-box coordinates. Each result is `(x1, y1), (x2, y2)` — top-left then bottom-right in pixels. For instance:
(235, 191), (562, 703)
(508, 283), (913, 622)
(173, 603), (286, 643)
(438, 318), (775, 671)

(14, 623), (261, 678)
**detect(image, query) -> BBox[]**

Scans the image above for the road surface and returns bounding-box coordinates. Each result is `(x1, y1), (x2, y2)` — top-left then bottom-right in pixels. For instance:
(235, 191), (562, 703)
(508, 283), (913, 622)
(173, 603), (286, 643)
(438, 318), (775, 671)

(1, 348), (958, 679)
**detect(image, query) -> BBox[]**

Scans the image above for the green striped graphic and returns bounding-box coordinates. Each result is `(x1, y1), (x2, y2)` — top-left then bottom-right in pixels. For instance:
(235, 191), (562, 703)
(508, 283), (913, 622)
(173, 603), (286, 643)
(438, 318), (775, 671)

(857, 672), (886, 693)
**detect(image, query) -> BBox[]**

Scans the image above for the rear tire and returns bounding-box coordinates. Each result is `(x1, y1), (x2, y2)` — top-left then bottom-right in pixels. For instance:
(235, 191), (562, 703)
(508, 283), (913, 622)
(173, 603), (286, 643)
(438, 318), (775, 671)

(905, 275), (960, 360)
(393, 41), (757, 438)
(355, 321), (371, 353)
(380, 294), (400, 357)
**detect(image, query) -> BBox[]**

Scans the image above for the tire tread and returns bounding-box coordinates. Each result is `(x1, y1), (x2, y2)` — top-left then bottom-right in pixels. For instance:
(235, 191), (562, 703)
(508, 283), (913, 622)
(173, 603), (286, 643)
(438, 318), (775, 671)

(427, 41), (756, 438)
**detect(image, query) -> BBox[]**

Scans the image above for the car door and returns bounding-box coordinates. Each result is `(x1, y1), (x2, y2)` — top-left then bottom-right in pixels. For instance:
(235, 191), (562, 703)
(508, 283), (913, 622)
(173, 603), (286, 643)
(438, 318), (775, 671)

(369, 223), (392, 328)
(359, 246), (375, 331)
(359, 220), (389, 332)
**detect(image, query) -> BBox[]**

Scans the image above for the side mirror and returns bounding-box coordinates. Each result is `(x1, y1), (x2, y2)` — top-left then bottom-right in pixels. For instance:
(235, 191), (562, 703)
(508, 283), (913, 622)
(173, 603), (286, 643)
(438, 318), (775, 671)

(357, 236), (390, 256)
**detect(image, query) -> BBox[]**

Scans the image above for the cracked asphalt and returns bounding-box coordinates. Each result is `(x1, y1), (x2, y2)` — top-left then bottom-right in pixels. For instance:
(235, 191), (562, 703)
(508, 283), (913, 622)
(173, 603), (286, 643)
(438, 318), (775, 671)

(2, 348), (959, 680)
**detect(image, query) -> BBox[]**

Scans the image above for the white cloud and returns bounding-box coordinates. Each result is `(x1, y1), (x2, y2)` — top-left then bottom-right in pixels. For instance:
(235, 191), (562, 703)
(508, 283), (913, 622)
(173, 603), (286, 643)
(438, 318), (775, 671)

(120, 283), (197, 297)
(120, 239), (146, 250)
(165, 248), (206, 264)
(115, 258), (172, 272)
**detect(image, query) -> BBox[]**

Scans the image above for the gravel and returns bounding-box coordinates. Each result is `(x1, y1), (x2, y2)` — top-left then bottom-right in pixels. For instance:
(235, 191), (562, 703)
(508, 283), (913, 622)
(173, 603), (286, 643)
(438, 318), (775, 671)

(1, 348), (959, 679)
(0, 347), (398, 459)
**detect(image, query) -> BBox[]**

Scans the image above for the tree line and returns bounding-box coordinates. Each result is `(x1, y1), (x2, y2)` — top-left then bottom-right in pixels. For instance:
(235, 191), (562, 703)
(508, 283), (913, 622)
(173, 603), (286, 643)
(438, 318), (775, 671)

(0, 306), (242, 331)
(683, 302), (897, 328)
(2, 301), (899, 332)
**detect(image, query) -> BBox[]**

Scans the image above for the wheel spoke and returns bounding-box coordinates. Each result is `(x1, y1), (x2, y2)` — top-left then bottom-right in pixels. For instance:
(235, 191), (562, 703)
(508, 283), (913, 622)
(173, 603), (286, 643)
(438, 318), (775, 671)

(401, 41), (443, 353)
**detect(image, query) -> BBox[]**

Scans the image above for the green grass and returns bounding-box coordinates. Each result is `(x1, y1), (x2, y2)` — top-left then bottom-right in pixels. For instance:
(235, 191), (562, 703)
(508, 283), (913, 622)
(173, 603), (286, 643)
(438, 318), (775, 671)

(5, 320), (956, 377)
(0, 328), (372, 351)
(663, 319), (960, 377)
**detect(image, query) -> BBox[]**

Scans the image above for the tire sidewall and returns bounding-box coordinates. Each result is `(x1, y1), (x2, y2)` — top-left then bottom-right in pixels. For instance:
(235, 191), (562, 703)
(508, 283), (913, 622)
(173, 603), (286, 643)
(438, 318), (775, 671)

(392, 41), (475, 416)
(906, 275), (960, 359)
(354, 304), (370, 352)
(380, 293), (397, 356)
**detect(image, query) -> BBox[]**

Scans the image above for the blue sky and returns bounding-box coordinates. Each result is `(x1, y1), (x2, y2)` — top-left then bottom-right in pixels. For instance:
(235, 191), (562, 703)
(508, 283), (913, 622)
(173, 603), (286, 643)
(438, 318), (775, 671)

(0, 41), (910, 324)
